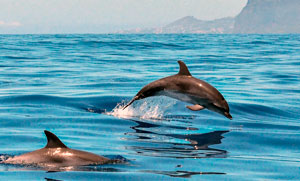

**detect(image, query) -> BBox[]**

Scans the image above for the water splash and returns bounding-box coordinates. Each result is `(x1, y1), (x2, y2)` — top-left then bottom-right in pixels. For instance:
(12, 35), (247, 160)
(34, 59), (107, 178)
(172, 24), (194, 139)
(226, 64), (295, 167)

(105, 97), (177, 120)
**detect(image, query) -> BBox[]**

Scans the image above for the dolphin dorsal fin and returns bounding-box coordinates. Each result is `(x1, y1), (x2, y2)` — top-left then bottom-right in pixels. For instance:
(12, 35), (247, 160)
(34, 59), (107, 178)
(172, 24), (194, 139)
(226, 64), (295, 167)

(177, 61), (191, 76)
(44, 130), (68, 148)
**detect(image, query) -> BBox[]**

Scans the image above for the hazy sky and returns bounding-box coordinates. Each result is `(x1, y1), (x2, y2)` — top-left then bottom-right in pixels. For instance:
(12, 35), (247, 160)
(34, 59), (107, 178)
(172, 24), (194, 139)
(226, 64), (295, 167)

(0, 0), (247, 33)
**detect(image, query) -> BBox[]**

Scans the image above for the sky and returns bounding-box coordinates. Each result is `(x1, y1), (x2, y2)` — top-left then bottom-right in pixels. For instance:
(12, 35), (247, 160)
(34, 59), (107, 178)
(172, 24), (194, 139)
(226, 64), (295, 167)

(0, 0), (247, 34)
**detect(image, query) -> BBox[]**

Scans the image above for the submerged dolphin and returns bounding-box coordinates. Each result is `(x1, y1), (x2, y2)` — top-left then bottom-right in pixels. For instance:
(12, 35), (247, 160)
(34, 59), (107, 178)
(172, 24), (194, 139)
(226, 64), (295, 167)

(123, 61), (232, 119)
(2, 130), (110, 168)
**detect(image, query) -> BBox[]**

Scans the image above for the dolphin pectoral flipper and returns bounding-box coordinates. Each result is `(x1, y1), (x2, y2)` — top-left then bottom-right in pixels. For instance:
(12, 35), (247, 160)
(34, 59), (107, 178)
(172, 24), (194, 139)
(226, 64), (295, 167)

(186, 104), (204, 111)
(44, 130), (68, 148)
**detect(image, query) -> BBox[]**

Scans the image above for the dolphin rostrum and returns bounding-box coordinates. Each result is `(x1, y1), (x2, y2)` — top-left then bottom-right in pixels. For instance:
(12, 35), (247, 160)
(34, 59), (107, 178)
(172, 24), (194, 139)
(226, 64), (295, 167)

(123, 61), (232, 119)
(2, 130), (110, 168)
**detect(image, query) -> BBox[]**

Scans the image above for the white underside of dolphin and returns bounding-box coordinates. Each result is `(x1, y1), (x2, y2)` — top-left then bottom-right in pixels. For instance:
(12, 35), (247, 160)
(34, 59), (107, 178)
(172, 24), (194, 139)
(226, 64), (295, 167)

(123, 61), (232, 119)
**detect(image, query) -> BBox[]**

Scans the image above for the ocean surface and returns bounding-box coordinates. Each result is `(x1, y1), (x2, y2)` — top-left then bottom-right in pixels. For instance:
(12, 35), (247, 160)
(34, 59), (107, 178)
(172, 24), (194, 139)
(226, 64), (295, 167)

(0, 34), (299, 180)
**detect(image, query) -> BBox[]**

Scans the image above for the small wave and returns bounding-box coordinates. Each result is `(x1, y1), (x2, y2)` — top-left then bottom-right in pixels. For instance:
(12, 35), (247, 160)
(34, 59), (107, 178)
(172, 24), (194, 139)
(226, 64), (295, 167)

(0, 154), (12, 162)
(232, 102), (291, 118)
(2, 55), (42, 60)
(105, 97), (177, 120)
(78, 39), (186, 50)
(248, 40), (272, 45)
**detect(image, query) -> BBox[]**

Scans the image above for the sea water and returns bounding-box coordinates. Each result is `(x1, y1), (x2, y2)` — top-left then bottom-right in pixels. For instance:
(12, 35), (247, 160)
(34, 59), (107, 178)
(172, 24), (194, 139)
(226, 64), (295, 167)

(0, 34), (299, 180)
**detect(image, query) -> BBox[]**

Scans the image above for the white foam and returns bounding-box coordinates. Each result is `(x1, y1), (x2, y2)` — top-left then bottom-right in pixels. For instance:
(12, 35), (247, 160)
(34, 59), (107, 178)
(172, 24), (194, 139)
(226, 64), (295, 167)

(105, 97), (177, 120)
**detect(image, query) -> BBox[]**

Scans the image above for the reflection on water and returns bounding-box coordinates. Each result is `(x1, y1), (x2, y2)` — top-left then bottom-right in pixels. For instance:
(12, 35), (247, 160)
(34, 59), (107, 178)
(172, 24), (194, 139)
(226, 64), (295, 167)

(143, 170), (225, 178)
(104, 100), (228, 159)
(45, 178), (63, 181)
(126, 119), (228, 159)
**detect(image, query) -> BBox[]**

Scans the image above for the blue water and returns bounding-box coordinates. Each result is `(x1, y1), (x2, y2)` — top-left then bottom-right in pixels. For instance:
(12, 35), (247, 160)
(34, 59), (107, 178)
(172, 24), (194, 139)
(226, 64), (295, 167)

(0, 34), (299, 180)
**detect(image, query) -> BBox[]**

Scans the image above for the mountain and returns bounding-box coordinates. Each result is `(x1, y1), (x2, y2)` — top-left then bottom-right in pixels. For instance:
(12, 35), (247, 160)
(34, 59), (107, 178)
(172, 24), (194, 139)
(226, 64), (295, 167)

(233, 0), (300, 33)
(157, 16), (234, 34)
(117, 0), (300, 34)
(118, 16), (234, 34)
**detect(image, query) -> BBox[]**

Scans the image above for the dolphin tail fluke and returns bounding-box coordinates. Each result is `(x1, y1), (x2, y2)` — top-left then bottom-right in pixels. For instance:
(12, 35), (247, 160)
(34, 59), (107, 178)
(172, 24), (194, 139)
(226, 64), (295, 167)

(123, 96), (138, 110)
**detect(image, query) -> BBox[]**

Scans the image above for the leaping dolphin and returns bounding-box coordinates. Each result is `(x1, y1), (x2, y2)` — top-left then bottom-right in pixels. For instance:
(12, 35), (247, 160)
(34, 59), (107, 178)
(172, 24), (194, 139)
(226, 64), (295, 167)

(123, 61), (232, 119)
(1, 130), (110, 168)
